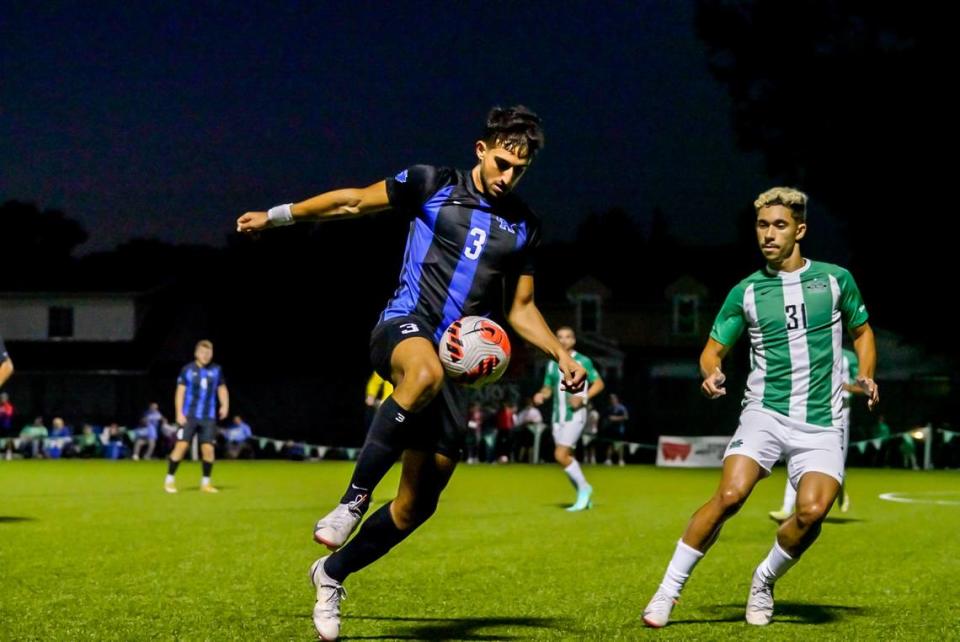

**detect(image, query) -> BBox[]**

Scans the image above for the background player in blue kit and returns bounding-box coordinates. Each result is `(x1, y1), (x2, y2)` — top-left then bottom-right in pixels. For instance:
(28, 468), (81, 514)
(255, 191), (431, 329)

(164, 340), (229, 494)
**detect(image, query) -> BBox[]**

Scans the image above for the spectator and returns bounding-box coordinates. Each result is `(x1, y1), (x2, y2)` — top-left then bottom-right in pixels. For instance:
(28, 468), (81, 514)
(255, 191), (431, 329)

(872, 415), (892, 466)
(132, 416), (158, 461)
(465, 403), (484, 464)
(101, 422), (127, 459)
(494, 401), (517, 464)
(603, 394), (629, 466)
(19, 417), (48, 459)
(223, 415), (255, 459)
(143, 402), (165, 432)
(72, 424), (100, 458)
(900, 433), (919, 470)
(514, 398), (543, 463)
(50, 417), (72, 437)
(1, 392), (14, 461)
(46, 417), (73, 459)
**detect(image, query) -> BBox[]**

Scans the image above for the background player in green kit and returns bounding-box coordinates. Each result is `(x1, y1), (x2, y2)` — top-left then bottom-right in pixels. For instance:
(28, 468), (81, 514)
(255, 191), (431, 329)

(534, 327), (604, 511)
(642, 187), (879, 628)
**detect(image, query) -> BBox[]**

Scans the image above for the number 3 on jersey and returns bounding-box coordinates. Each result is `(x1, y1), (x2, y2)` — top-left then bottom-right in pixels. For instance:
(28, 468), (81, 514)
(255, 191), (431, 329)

(464, 228), (487, 260)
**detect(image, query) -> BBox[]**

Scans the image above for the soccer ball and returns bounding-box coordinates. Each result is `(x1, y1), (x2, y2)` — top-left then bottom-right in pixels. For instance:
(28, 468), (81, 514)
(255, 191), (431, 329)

(438, 316), (511, 388)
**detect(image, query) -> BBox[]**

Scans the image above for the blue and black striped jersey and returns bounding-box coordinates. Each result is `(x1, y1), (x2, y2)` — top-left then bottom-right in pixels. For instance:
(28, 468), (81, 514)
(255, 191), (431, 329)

(381, 165), (541, 340)
(177, 362), (226, 420)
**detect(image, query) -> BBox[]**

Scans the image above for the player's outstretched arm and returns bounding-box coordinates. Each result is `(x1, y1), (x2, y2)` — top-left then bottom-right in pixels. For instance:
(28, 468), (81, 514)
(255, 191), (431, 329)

(849, 322), (879, 410)
(236, 181), (391, 232)
(699, 338), (731, 400)
(508, 275), (586, 393)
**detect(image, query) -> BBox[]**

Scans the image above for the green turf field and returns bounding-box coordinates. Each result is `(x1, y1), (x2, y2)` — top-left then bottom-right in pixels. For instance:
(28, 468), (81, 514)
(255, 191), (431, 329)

(1, 461), (957, 640)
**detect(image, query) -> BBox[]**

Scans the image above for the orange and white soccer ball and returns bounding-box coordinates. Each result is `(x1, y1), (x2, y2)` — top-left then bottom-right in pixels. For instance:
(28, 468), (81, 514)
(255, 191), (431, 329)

(438, 316), (511, 388)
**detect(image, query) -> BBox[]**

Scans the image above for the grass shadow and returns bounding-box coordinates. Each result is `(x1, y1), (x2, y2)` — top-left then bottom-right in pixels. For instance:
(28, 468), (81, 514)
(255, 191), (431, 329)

(671, 602), (868, 626)
(342, 615), (570, 640)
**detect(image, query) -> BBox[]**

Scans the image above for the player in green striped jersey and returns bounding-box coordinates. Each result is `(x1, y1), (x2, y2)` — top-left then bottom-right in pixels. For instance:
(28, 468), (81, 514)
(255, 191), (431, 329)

(643, 187), (879, 628)
(533, 327), (605, 511)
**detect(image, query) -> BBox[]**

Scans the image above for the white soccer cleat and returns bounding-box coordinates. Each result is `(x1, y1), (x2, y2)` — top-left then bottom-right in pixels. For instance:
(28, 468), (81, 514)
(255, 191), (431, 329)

(309, 556), (346, 641)
(642, 587), (677, 628)
(768, 508), (792, 523)
(313, 503), (363, 550)
(745, 572), (775, 625)
(840, 491), (851, 513)
(164, 481), (178, 494)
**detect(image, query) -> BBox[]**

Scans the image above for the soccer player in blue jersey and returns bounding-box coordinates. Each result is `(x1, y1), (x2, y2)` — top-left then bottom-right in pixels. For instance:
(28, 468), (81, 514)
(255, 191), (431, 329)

(237, 106), (586, 640)
(164, 340), (229, 494)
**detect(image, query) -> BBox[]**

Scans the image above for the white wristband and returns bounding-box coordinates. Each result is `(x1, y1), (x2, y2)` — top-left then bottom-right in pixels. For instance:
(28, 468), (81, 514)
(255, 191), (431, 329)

(267, 203), (295, 227)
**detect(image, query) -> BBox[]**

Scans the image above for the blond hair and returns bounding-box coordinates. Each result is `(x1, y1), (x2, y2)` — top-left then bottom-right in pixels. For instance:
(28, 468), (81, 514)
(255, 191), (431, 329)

(754, 187), (808, 223)
(195, 339), (213, 350)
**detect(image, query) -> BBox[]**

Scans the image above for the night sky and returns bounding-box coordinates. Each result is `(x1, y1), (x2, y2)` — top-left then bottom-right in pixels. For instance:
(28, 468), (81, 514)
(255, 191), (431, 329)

(4, 2), (849, 258)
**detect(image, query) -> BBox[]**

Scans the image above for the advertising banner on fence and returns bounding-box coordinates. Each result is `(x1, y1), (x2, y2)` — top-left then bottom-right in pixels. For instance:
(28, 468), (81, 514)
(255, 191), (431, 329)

(656, 435), (731, 467)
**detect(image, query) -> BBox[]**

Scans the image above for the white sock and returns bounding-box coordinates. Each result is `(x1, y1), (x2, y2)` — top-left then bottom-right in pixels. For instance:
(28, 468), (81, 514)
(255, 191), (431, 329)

(165, 474), (175, 484)
(659, 539), (704, 599)
(755, 540), (797, 585)
(781, 479), (797, 513)
(201, 476), (211, 486)
(564, 460), (589, 490)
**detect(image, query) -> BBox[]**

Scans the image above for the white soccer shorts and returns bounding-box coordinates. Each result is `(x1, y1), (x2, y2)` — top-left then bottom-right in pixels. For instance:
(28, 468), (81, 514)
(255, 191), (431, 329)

(552, 416), (587, 449)
(724, 407), (844, 487)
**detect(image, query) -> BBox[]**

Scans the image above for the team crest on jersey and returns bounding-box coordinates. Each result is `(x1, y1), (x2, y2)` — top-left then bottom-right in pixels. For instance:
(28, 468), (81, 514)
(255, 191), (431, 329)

(395, 169), (408, 183)
(494, 216), (517, 234)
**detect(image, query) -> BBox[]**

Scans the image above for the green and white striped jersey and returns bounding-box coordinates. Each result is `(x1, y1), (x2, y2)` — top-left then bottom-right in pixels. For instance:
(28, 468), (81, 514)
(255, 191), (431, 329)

(542, 351), (601, 423)
(710, 259), (868, 428)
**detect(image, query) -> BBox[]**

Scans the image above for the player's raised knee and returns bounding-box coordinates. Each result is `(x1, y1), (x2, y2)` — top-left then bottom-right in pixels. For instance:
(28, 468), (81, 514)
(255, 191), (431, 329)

(717, 485), (750, 513)
(407, 362), (444, 398)
(795, 500), (830, 526)
(391, 496), (437, 530)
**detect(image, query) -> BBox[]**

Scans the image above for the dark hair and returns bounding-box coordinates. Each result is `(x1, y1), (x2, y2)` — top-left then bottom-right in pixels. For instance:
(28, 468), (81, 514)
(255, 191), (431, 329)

(483, 105), (544, 158)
